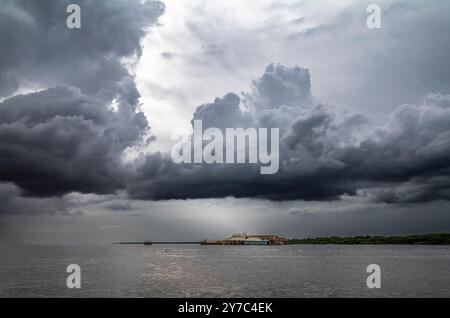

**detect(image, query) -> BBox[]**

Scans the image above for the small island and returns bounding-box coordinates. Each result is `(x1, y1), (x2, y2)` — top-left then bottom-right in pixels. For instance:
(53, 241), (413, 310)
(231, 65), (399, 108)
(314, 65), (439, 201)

(288, 233), (450, 245)
(116, 233), (450, 246)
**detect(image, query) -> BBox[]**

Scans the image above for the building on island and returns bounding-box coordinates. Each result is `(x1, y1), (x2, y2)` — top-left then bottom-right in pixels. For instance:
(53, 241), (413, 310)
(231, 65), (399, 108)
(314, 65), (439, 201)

(201, 233), (288, 245)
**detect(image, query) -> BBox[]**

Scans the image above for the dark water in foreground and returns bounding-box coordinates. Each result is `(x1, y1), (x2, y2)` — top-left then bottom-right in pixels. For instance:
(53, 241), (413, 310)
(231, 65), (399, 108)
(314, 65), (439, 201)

(1, 244), (450, 297)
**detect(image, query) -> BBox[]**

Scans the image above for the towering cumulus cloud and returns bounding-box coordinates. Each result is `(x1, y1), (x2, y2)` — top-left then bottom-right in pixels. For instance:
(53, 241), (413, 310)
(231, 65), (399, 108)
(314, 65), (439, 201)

(130, 64), (450, 203)
(0, 0), (164, 197)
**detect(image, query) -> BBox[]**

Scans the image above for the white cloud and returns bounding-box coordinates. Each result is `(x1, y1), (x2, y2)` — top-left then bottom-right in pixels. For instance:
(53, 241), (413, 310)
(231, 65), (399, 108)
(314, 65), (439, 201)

(136, 0), (450, 153)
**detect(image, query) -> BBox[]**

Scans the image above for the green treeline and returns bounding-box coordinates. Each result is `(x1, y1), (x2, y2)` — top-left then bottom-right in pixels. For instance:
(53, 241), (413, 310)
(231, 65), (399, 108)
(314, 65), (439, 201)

(289, 233), (450, 245)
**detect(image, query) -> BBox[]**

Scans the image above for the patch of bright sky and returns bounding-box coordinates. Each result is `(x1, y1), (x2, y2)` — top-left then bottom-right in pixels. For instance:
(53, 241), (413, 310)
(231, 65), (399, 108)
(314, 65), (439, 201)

(135, 0), (355, 152)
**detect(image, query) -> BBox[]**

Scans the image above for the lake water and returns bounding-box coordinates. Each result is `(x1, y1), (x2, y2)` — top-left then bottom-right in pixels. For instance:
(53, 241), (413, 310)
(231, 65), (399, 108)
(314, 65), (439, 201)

(1, 244), (450, 298)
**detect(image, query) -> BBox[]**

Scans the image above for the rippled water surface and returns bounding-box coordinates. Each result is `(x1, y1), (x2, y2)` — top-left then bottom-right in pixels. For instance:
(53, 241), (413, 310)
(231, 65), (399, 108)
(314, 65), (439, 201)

(1, 244), (450, 297)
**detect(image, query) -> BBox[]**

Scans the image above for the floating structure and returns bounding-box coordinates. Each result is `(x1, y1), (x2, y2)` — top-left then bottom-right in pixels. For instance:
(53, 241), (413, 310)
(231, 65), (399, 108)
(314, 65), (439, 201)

(201, 233), (288, 245)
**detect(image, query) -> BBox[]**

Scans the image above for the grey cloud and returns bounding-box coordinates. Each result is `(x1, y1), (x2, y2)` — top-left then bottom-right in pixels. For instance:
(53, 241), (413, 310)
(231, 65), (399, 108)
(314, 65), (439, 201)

(384, 1), (426, 15)
(193, 93), (253, 130)
(0, 1), (165, 198)
(130, 64), (450, 203)
(104, 200), (135, 211)
(287, 201), (379, 217)
(0, 183), (79, 215)
(0, 0), (164, 99)
(244, 64), (314, 111)
(161, 52), (174, 59)
(0, 86), (146, 196)
(287, 207), (312, 217)
(344, 94), (450, 194)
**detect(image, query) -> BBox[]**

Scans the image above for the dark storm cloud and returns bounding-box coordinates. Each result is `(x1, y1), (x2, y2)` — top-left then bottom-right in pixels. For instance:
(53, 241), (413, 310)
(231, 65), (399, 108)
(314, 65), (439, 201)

(0, 86), (144, 196)
(0, 0), (164, 199)
(0, 0), (164, 99)
(130, 64), (450, 203)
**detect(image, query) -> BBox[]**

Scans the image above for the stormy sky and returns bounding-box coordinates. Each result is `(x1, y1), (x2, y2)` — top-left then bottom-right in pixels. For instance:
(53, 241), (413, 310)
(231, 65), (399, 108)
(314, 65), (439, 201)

(1, 0), (450, 243)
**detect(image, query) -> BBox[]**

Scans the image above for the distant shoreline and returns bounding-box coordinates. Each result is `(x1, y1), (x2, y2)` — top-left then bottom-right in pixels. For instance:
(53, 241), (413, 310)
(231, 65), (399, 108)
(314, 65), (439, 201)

(288, 233), (450, 245)
(115, 233), (450, 246)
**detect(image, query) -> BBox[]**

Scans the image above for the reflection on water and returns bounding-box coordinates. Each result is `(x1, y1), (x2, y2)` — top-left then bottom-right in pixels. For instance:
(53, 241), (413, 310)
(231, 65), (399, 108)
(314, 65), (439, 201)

(1, 244), (450, 297)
